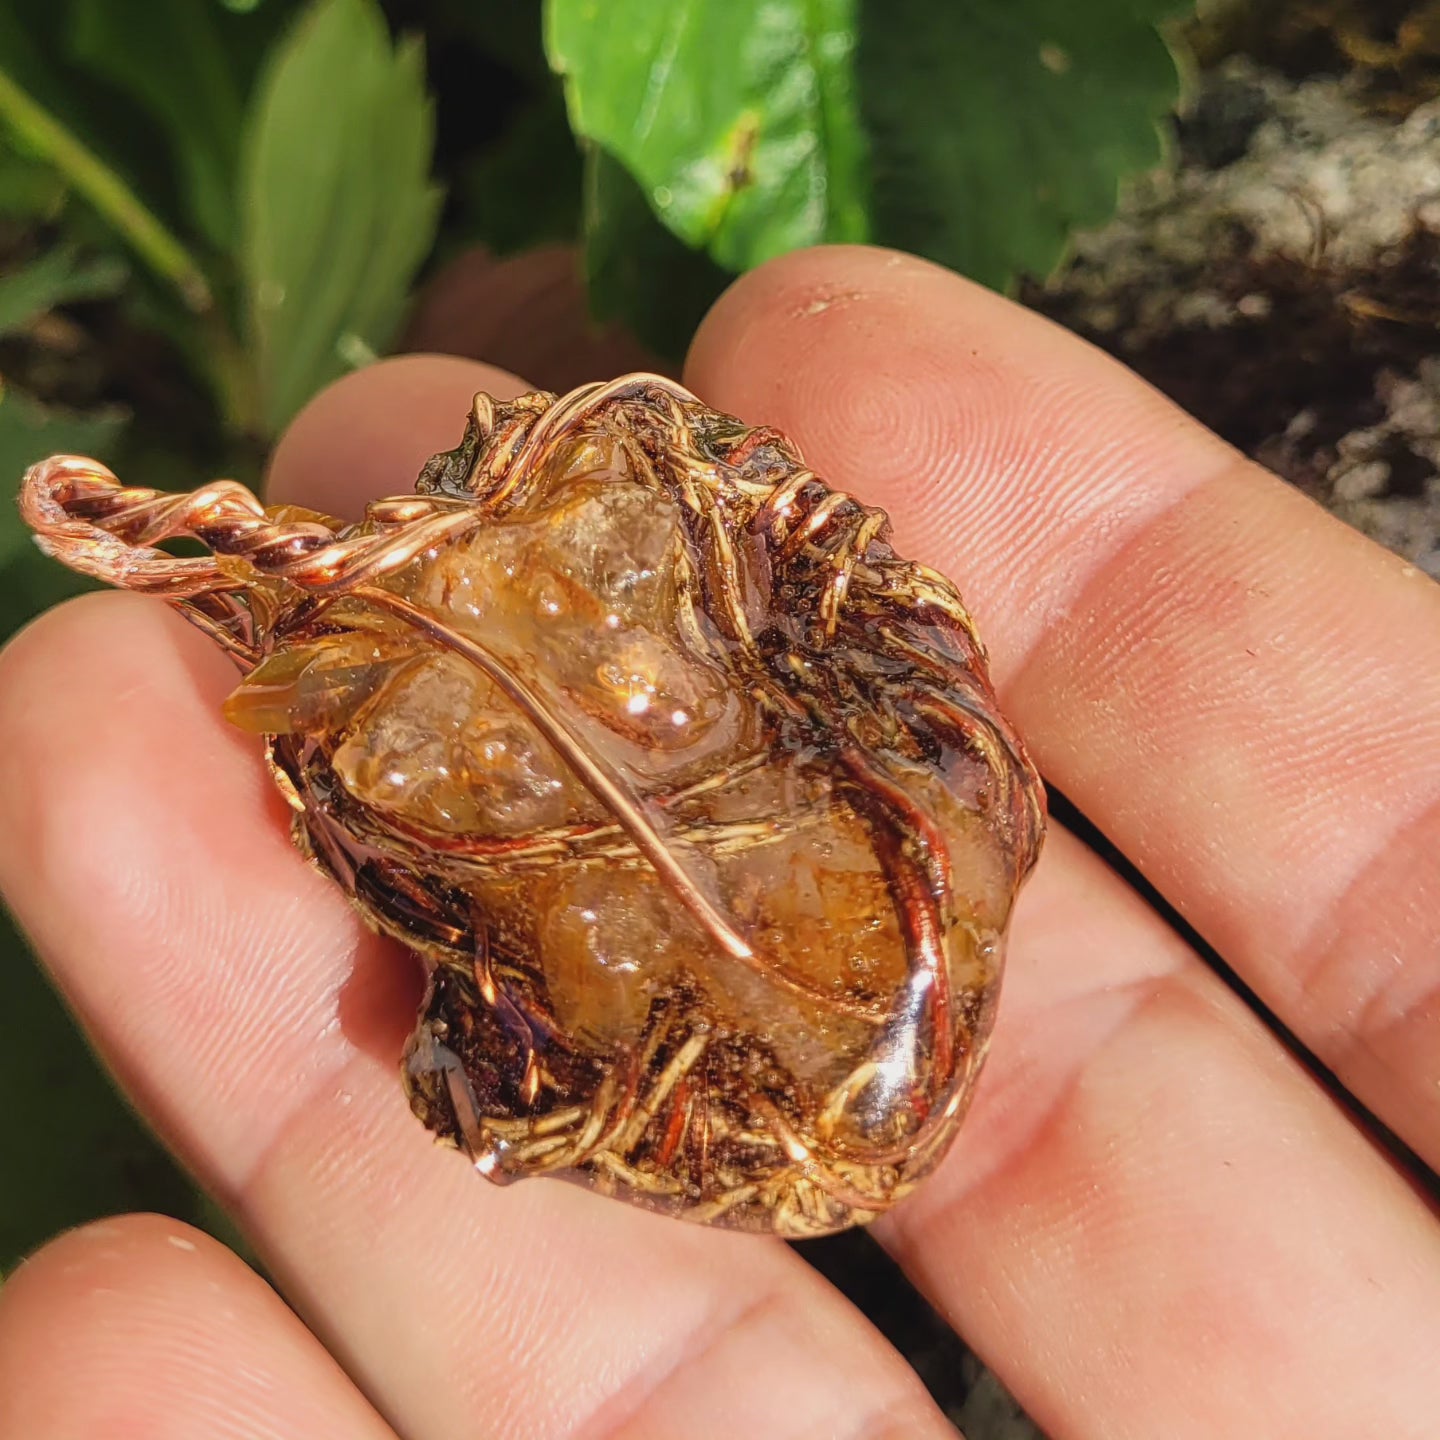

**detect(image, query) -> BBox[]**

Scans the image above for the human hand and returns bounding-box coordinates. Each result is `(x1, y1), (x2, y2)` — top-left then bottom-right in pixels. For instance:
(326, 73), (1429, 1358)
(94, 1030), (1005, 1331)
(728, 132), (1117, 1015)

(1, 246), (1437, 1440)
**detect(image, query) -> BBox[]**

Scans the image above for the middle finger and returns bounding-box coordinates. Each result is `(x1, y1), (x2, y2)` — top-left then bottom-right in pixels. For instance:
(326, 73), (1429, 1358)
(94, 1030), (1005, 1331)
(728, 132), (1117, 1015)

(684, 248), (1440, 1438)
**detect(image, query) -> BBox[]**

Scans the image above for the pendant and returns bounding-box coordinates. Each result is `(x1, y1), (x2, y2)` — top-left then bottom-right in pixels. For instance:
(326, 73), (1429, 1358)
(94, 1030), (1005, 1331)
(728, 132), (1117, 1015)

(20, 373), (1044, 1237)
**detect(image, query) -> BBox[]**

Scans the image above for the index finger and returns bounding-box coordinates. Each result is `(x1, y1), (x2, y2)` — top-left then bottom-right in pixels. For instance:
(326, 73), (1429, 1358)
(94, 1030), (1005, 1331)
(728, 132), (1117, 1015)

(686, 244), (1440, 1174)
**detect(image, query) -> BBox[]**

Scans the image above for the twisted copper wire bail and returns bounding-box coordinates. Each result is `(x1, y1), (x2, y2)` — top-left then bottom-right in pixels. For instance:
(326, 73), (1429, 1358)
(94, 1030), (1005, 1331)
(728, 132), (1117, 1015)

(13, 380), (715, 601)
(18, 454), (481, 599)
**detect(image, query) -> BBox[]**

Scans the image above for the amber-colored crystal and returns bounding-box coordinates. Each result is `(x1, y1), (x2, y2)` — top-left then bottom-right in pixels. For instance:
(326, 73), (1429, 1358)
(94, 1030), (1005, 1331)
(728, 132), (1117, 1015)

(21, 375), (1044, 1237)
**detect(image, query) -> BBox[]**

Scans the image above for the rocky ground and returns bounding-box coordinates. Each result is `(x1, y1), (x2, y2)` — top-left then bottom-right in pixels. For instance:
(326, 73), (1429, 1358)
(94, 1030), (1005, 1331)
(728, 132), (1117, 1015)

(1036, 57), (1440, 580)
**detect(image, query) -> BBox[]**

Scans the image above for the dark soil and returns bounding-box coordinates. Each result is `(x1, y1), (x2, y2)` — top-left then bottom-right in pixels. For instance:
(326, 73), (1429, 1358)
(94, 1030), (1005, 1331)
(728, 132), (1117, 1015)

(1028, 227), (1440, 500)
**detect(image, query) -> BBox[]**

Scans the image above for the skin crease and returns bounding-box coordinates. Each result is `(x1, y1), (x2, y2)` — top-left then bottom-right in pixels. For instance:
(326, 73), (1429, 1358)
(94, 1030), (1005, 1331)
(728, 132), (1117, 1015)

(0, 244), (1435, 1438)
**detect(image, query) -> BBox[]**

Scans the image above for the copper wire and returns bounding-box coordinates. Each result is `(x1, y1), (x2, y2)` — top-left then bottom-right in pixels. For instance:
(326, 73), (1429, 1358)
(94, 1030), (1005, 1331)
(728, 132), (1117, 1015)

(18, 373), (1046, 1232)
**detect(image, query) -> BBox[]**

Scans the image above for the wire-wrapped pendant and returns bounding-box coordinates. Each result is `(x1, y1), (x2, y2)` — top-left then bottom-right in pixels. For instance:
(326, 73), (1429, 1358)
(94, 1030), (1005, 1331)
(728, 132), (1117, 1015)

(20, 373), (1044, 1237)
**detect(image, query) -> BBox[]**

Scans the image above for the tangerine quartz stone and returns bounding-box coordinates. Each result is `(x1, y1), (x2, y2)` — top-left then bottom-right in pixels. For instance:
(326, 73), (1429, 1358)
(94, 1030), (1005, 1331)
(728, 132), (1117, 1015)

(27, 376), (1044, 1237)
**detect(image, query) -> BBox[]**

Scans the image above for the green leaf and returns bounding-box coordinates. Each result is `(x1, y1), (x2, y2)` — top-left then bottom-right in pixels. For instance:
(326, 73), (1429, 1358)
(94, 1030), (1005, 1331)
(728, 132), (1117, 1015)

(70, 0), (249, 248)
(583, 146), (730, 361)
(0, 246), (129, 339)
(858, 0), (1188, 290)
(240, 0), (443, 436)
(545, 0), (869, 271)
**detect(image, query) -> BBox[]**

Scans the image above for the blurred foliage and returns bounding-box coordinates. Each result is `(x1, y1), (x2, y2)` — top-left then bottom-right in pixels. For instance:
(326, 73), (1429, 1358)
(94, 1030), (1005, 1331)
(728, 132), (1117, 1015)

(0, 0), (1194, 1270)
(240, 0), (441, 431)
(0, 0), (1193, 452)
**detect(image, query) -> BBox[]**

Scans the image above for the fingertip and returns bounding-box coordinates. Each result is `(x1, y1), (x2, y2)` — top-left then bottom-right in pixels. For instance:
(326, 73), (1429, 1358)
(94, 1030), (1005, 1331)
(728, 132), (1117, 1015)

(5, 1212), (226, 1297)
(265, 354), (532, 518)
(686, 243), (986, 409)
(0, 1215), (237, 1423)
(0, 1214), (397, 1440)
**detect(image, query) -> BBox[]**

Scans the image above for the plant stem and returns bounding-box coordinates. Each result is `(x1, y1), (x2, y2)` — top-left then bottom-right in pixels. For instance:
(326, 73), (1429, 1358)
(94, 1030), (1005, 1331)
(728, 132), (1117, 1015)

(0, 65), (213, 312)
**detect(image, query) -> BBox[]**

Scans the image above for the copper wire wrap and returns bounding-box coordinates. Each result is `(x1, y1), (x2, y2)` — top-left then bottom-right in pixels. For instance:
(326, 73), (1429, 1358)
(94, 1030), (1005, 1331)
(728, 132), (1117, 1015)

(19, 373), (1046, 1236)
